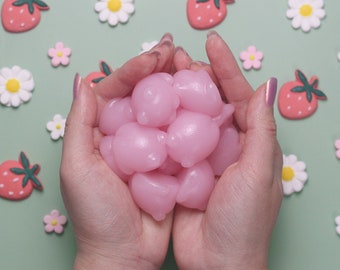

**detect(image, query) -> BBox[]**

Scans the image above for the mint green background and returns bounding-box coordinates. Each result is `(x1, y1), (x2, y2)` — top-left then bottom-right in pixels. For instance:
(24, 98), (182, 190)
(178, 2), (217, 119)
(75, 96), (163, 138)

(1, 0), (340, 269)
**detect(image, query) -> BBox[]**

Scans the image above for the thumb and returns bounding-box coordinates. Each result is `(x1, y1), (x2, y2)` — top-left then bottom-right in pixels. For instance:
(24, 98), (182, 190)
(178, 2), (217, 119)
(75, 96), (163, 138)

(239, 78), (282, 186)
(61, 74), (98, 178)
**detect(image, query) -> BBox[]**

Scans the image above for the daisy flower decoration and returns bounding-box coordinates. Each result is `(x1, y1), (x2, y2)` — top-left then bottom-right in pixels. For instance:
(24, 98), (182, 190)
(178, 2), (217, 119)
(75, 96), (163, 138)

(281, 154), (308, 196)
(239, 46), (263, 71)
(48, 42), (72, 67)
(46, 114), (66, 140)
(0, 66), (34, 107)
(43, 210), (67, 234)
(139, 40), (159, 55)
(95, 0), (135, 27)
(286, 0), (326, 32)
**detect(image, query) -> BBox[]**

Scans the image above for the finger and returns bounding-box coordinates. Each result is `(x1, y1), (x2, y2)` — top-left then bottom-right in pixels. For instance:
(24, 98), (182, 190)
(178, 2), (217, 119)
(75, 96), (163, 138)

(205, 31), (254, 130)
(95, 33), (175, 103)
(173, 46), (192, 71)
(61, 74), (98, 179)
(173, 48), (225, 101)
(238, 78), (282, 187)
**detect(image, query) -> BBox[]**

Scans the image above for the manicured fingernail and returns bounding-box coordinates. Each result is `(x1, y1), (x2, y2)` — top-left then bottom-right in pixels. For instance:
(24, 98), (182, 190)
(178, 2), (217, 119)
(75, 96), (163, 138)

(265, 77), (278, 106)
(207, 30), (219, 38)
(189, 60), (208, 68)
(73, 73), (82, 100)
(175, 46), (189, 57)
(160, 33), (173, 43)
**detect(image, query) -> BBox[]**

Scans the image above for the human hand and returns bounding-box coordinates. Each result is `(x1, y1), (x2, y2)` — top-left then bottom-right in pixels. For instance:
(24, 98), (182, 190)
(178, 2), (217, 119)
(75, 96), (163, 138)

(172, 31), (283, 270)
(60, 34), (175, 270)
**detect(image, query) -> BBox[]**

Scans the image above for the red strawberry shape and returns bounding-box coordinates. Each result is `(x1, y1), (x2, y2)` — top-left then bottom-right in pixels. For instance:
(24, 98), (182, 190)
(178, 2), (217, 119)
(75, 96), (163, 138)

(85, 60), (113, 89)
(278, 69), (326, 120)
(0, 152), (43, 201)
(1, 0), (49, 33)
(187, 0), (234, 30)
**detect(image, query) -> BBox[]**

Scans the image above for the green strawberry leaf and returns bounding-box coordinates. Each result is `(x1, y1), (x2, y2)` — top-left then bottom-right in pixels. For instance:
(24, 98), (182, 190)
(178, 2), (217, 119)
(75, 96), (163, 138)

(291, 70), (326, 103)
(13, 0), (49, 14)
(92, 77), (106, 83)
(101, 61), (112, 76)
(10, 152), (42, 189)
(197, 0), (220, 9)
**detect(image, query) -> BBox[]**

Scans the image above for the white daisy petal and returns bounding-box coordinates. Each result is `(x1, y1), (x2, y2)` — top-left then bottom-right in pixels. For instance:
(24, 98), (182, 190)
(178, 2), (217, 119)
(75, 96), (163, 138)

(46, 114), (66, 140)
(0, 91), (10, 105)
(336, 226), (340, 235)
(301, 19), (312, 32)
(313, 0), (324, 9)
(292, 16), (302, 28)
(95, 2), (108, 12)
(108, 14), (119, 26)
(282, 154), (308, 196)
(20, 79), (35, 91)
(95, 0), (135, 27)
(314, 9), (326, 19)
(292, 180), (304, 192)
(122, 3), (135, 14)
(0, 67), (12, 79)
(335, 216), (340, 225)
(10, 94), (21, 107)
(11, 66), (21, 77)
(99, 9), (111, 22)
(283, 182), (294, 196)
(286, 0), (325, 32)
(118, 10), (129, 23)
(0, 66), (34, 107)
(17, 69), (31, 81)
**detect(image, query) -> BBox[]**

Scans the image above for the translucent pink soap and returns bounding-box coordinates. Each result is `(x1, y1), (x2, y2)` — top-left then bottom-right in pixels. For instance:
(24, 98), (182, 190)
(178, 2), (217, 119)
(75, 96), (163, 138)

(99, 70), (241, 221)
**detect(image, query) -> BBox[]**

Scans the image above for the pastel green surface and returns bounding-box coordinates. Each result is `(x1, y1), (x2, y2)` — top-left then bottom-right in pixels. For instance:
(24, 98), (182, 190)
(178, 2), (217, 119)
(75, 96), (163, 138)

(0, 0), (339, 269)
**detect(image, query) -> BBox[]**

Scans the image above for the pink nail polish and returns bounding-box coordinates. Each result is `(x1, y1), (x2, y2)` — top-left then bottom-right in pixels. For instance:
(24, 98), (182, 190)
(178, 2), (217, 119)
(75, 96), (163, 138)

(265, 77), (277, 106)
(73, 73), (82, 100)
(160, 33), (173, 43)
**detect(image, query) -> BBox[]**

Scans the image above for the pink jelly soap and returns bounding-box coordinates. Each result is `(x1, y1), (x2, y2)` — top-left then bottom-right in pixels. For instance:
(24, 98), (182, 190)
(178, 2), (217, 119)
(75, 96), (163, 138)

(99, 69), (241, 221)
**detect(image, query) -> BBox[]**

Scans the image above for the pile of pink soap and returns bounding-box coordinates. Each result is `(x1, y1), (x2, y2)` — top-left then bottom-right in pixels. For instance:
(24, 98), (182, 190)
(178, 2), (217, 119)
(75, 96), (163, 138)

(99, 70), (241, 221)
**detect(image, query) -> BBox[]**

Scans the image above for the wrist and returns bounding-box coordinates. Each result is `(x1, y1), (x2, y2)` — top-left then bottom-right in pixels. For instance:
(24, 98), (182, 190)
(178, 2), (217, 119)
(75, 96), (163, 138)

(74, 242), (161, 270)
(212, 248), (268, 270)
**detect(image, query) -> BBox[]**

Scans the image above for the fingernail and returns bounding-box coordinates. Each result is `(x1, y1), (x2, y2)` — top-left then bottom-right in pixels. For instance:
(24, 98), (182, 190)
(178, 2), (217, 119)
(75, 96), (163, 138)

(175, 46), (189, 57)
(73, 73), (82, 100)
(207, 30), (219, 39)
(160, 32), (173, 43)
(265, 77), (278, 106)
(189, 60), (208, 68)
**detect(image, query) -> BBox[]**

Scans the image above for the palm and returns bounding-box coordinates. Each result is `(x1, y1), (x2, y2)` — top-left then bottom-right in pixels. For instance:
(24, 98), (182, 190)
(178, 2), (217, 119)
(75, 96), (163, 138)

(60, 36), (176, 269)
(172, 32), (282, 269)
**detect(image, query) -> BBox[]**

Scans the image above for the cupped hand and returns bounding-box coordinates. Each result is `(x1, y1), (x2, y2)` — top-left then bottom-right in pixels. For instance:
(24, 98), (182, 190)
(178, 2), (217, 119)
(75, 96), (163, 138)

(172, 31), (283, 270)
(60, 34), (175, 270)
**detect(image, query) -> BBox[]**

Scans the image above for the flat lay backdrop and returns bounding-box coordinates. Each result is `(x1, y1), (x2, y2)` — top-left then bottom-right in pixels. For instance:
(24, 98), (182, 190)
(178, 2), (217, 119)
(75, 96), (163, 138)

(1, 1), (340, 269)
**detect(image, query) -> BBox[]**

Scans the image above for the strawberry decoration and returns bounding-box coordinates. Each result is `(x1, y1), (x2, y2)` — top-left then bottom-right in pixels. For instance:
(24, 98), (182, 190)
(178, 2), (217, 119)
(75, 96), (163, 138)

(187, 0), (234, 30)
(85, 60), (113, 89)
(1, 0), (49, 33)
(278, 69), (327, 120)
(0, 152), (43, 201)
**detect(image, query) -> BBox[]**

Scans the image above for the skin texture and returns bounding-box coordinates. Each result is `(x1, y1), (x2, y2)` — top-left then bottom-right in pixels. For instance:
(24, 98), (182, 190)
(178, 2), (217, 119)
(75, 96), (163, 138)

(172, 31), (283, 270)
(60, 34), (176, 270)
(60, 31), (283, 270)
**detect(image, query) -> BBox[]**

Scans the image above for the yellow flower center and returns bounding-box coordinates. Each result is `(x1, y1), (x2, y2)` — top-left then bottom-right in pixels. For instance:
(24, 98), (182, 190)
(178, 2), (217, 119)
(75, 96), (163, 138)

(56, 124), (62, 130)
(51, 219), (58, 226)
(300, 4), (313, 17)
(57, 51), (63, 57)
(107, 0), (122, 12)
(249, 54), (255, 61)
(282, 166), (295, 182)
(5, 78), (21, 93)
